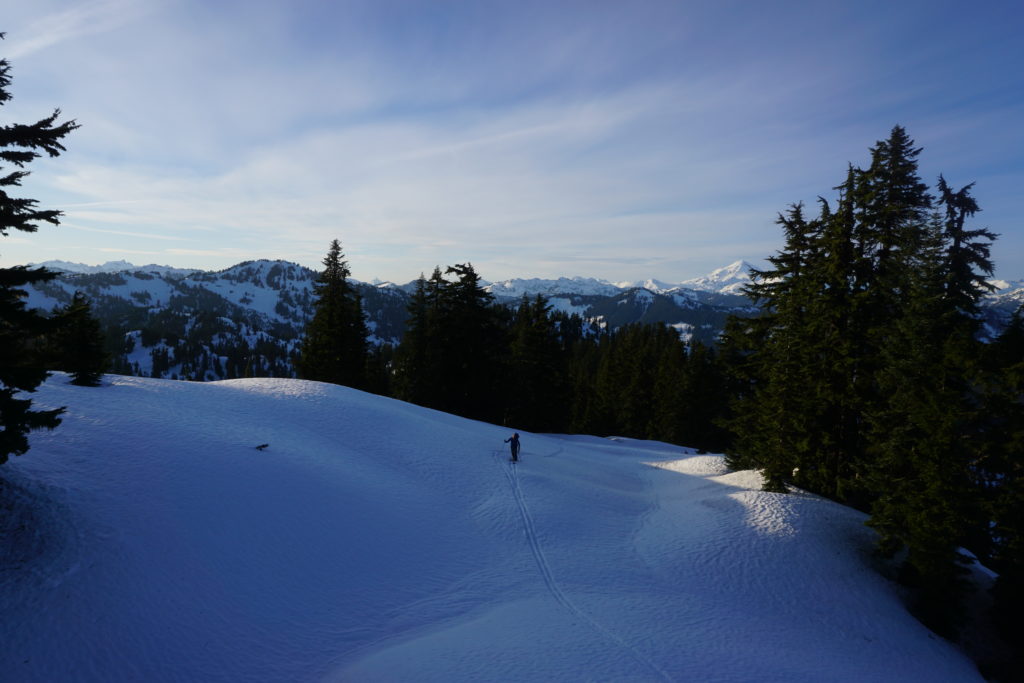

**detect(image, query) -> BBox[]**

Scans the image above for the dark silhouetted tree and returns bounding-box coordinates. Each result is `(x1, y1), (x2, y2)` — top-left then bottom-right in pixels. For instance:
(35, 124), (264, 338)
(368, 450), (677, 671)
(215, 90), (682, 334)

(506, 295), (568, 432)
(393, 264), (506, 423)
(46, 291), (109, 386)
(297, 239), (369, 388)
(0, 33), (78, 464)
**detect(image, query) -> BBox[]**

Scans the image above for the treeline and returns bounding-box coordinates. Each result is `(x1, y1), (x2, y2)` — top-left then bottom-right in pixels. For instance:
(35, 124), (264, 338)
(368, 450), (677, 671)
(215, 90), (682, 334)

(298, 255), (731, 454)
(718, 126), (1022, 649)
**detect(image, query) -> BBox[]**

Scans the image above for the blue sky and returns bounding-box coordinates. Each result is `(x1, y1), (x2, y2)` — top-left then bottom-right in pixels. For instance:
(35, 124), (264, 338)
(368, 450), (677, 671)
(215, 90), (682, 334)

(2, 0), (1022, 283)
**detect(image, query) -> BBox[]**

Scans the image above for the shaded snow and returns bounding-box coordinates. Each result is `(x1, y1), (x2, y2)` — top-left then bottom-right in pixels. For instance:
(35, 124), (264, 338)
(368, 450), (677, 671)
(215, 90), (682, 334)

(546, 296), (590, 316)
(0, 377), (983, 682)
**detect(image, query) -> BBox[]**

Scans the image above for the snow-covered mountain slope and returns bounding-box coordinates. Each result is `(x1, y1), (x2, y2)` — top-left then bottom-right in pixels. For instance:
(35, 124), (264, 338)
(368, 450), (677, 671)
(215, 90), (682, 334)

(986, 279), (1024, 315)
(22, 260), (412, 379)
(18, 258), (1023, 380)
(1, 375), (985, 681)
(486, 263), (756, 299)
(613, 277), (683, 293)
(485, 275), (624, 298)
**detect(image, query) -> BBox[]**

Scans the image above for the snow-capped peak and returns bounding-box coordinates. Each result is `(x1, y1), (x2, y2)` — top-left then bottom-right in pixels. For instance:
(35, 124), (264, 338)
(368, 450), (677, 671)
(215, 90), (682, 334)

(680, 260), (755, 294)
(612, 278), (681, 293)
(989, 278), (1024, 292)
(485, 263), (760, 300)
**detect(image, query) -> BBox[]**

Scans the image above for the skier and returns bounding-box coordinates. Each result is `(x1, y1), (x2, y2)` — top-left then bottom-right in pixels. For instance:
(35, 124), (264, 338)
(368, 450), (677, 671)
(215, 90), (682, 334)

(504, 433), (521, 462)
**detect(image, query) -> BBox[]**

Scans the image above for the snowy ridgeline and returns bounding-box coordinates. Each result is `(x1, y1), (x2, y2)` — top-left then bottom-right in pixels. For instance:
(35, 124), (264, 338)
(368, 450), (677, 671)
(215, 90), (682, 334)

(0, 375), (985, 682)
(17, 260), (768, 381)
(20, 259), (1022, 381)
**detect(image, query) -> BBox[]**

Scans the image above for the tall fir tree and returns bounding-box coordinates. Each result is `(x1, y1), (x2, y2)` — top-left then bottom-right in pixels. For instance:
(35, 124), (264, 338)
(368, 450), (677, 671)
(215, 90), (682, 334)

(297, 239), (369, 388)
(45, 291), (109, 386)
(865, 176), (997, 635)
(393, 264), (506, 424)
(723, 202), (827, 490)
(0, 34), (78, 464)
(678, 341), (730, 453)
(937, 175), (997, 317)
(393, 270), (444, 407)
(506, 295), (568, 432)
(437, 263), (506, 423)
(864, 222), (976, 633)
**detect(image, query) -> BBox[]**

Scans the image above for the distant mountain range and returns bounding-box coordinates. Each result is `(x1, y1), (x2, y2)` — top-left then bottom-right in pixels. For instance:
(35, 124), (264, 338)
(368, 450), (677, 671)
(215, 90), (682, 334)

(31, 258), (757, 295)
(31, 259), (201, 278)
(20, 258), (1023, 382)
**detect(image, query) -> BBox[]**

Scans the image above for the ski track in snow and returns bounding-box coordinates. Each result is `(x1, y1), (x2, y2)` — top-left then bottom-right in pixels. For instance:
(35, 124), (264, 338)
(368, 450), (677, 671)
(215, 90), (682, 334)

(492, 449), (674, 682)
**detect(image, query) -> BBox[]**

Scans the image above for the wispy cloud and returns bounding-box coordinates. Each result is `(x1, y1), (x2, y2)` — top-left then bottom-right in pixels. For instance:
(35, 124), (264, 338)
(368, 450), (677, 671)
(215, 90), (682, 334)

(63, 223), (185, 241)
(3, 0), (1023, 280)
(6, 0), (149, 59)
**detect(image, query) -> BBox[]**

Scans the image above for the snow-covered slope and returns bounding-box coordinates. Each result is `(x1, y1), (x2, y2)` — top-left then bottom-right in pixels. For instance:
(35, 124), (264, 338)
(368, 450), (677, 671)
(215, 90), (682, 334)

(613, 277), (683, 293)
(485, 275), (624, 299)
(486, 262), (760, 299)
(987, 278), (1024, 313)
(1, 376), (983, 681)
(483, 262), (759, 303)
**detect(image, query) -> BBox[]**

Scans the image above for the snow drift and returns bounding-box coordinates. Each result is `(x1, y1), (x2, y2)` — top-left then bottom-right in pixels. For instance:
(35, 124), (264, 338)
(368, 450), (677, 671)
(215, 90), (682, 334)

(0, 376), (982, 681)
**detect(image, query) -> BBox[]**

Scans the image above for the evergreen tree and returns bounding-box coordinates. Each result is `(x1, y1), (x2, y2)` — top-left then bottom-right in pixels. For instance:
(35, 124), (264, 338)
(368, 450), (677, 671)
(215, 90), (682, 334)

(982, 311), (1024, 650)
(651, 334), (688, 445)
(865, 176), (996, 635)
(46, 292), (109, 386)
(677, 341), (730, 453)
(723, 202), (826, 490)
(567, 333), (603, 435)
(796, 182), (864, 503)
(506, 295), (568, 432)
(393, 272), (438, 406)
(0, 34), (78, 464)
(438, 263), (506, 422)
(363, 343), (394, 397)
(864, 227), (977, 633)
(936, 176), (997, 317)
(721, 125), (1003, 635)
(393, 264), (506, 423)
(581, 323), (700, 443)
(851, 125), (933, 303)
(725, 127), (940, 503)
(297, 239), (369, 388)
